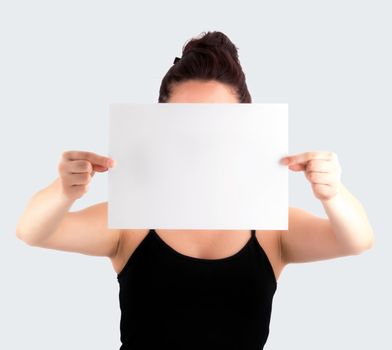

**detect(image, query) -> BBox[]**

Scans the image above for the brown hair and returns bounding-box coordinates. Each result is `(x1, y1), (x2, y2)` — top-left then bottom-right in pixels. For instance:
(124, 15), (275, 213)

(158, 31), (252, 103)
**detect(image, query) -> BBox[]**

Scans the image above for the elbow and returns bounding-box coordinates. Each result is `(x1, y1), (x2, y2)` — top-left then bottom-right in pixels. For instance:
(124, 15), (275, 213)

(365, 237), (375, 251)
(364, 229), (375, 251)
(16, 226), (36, 246)
(350, 226), (375, 255)
(367, 234), (375, 249)
(352, 236), (375, 255)
(15, 225), (24, 241)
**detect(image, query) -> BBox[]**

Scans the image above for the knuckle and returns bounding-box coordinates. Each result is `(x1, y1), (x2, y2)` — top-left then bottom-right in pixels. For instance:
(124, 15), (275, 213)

(79, 160), (91, 172)
(80, 151), (89, 160)
(86, 161), (93, 172)
(61, 151), (69, 159)
(308, 159), (316, 169)
(81, 172), (90, 183)
(57, 162), (63, 173)
(58, 160), (67, 174)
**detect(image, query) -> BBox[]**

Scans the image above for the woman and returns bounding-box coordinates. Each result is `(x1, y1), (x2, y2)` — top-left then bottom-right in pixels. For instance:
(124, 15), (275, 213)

(16, 31), (374, 350)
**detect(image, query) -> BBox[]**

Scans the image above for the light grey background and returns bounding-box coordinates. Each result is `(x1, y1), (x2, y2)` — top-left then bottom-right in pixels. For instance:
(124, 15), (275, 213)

(1, 0), (390, 349)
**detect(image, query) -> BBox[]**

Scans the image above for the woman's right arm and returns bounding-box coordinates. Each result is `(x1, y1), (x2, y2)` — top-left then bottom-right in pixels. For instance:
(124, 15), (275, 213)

(15, 151), (120, 259)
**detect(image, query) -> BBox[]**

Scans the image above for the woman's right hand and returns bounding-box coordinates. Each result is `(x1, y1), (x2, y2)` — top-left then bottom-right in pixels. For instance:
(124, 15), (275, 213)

(58, 150), (115, 201)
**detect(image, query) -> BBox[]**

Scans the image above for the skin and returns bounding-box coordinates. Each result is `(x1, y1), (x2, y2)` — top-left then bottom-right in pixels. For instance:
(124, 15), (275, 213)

(16, 79), (374, 284)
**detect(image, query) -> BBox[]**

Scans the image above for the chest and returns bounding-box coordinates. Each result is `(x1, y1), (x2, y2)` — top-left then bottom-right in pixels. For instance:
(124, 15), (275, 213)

(114, 229), (283, 281)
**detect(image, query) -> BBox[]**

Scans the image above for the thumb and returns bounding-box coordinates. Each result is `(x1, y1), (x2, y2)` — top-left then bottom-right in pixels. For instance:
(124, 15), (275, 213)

(93, 164), (111, 172)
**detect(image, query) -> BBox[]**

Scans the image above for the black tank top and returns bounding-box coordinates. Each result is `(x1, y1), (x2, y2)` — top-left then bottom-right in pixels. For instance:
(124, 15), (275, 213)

(117, 229), (277, 350)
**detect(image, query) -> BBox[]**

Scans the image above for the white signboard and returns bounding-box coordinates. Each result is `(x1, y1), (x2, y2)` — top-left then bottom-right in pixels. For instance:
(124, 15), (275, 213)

(108, 103), (288, 230)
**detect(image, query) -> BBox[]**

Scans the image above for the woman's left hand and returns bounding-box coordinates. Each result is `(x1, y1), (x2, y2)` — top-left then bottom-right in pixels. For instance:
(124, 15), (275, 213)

(280, 151), (343, 202)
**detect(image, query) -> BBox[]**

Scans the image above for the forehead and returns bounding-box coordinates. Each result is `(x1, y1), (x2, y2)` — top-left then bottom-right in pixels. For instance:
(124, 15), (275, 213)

(168, 79), (239, 103)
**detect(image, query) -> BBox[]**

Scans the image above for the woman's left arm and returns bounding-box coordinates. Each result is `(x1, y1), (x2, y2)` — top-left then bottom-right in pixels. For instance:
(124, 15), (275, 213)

(281, 151), (375, 254)
(320, 181), (374, 252)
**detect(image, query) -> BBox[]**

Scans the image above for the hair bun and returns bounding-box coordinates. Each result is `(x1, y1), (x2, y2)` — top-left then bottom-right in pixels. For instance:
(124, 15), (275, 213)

(159, 30), (251, 103)
(182, 31), (239, 63)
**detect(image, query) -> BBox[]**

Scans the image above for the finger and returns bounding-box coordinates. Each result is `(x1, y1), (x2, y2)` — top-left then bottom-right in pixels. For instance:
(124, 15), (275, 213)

(93, 164), (111, 172)
(69, 160), (93, 174)
(63, 151), (114, 169)
(284, 151), (335, 166)
(287, 163), (306, 171)
(311, 183), (336, 201)
(93, 159), (116, 172)
(306, 171), (335, 185)
(305, 159), (336, 173)
(71, 175), (91, 186)
(63, 172), (91, 186)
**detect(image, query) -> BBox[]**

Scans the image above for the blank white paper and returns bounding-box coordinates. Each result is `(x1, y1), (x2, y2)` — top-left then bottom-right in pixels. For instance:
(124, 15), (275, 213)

(108, 103), (288, 230)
